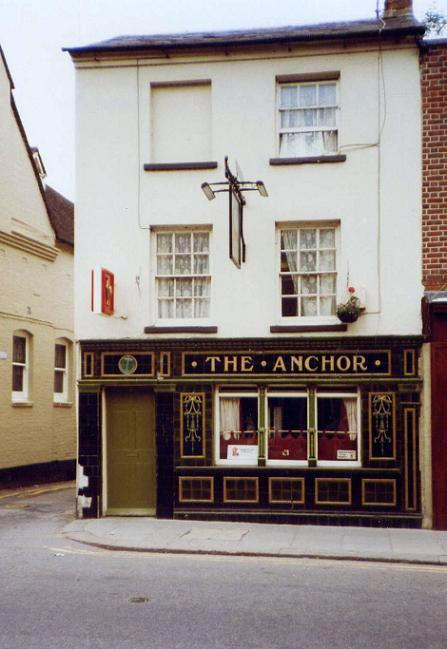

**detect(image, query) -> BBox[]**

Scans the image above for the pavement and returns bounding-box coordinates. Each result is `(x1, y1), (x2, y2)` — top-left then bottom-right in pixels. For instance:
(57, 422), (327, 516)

(63, 515), (447, 565)
(3, 481), (447, 565)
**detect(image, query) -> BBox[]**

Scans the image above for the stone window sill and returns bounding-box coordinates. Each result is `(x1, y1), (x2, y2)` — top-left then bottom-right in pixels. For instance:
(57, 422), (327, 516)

(54, 401), (73, 408)
(12, 400), (33, 407)
(144, 325), (218, 334)
(270, 324), (348, 333)
(269, 154), (346, 166)
(144, 161), (218, 171)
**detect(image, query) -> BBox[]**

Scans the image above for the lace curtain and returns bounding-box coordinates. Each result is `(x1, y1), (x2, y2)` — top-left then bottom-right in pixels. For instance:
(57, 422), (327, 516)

(344, 399), (357, 434)
(279, 130), (337, 157)
(220, 398), (240, 436)
(281, 230), (299, 293)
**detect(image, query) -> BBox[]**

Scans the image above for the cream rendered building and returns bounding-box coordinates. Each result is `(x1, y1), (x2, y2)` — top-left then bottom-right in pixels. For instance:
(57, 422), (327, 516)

(0, 47), (76, 483)
(67, 1), (428, 526)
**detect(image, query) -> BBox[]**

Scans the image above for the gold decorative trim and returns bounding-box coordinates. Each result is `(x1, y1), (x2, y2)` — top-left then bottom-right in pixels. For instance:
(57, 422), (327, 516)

(83, 352), (94, 378)
(404, 407), (418, 511)
(159, 351), (171, 377)
(100, 351), (155, 377)
(361, 479), (397, 506)
(181, 349), (392, 378)
(315, 478), (352, 505)
(180, 392), (206, 459)
(368, 392), (396, 461)
(178, 477), (214, 503)
(403, 349), (416, 376)
(223, 477), (259, 503)
(268, 477), (305, 504)
(0, 229), (58, 261)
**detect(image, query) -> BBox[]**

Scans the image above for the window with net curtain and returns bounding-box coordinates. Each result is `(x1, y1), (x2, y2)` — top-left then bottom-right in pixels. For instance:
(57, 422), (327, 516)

(218, 394), (258, 462)
(156, 231), (211, 319)
(217, 388), (360, 465)
(280, 227), (337, 317)
(278, 81), (338, 157)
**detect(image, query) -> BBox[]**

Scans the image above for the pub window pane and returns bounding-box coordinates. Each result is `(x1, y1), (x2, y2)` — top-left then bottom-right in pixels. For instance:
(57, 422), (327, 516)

(267, 396), (308, 461)
(218, 395), (258, 462)
(317, 396), (359, 462)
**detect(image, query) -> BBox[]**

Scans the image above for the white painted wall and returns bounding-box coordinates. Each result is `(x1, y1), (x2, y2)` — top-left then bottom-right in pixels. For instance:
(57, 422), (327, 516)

(74, 42), (422, 340)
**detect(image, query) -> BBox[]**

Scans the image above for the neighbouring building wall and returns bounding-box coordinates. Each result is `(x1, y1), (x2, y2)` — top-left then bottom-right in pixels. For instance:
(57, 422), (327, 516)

(421, 42), (447, 291)
(0, 236), (76, 473)
(0, 46), (76, 480)
(421, 39), (447, 529)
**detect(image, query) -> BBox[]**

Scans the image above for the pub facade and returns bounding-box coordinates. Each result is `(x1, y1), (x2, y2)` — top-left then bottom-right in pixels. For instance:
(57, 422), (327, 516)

(68, 0), (428, 526)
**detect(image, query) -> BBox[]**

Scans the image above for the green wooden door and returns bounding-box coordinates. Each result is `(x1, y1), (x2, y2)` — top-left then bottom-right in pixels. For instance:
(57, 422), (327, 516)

(106, 388), (156, 515)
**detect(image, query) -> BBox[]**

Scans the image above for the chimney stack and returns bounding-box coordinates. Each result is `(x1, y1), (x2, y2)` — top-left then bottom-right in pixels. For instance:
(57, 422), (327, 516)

(383, 0), (413, 18)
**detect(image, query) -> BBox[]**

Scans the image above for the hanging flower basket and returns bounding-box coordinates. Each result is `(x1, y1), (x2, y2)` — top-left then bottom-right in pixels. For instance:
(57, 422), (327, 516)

(336, 295), (361, 323)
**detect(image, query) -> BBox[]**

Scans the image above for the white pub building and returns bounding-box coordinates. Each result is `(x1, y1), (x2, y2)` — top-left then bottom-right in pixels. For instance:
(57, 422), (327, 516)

(66, 0), (428, 526)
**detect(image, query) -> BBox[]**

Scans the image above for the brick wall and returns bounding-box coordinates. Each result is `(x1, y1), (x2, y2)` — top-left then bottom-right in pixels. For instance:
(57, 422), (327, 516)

(422, 42), (447, 291)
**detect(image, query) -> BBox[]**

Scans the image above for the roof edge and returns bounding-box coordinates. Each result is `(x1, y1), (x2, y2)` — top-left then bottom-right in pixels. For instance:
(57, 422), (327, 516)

(63, 18), (425, 57)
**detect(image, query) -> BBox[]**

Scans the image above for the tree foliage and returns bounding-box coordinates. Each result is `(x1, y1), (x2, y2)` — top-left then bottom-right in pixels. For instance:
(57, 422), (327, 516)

(425, 7), (447, 36)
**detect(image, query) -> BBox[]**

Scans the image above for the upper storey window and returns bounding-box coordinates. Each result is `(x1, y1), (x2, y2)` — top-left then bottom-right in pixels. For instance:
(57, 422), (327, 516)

(280, 226), (337, 318)
(278, 80), (338, 158)
(12, 332), (30, 402)
(150, 81), (212, 164)
(155, 230), (211, 320)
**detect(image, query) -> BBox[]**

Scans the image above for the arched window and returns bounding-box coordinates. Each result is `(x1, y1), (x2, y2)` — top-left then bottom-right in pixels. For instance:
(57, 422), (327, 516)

(12, 331), (31, 402)
(54, 338), (70, 402)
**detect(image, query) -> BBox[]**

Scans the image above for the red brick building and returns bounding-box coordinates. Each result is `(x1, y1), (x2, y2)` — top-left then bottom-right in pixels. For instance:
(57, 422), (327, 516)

(421, 38), (447, 530)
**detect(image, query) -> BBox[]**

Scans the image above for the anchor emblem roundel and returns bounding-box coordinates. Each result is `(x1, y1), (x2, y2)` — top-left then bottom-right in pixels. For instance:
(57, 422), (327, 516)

(118, 354), (138, 375)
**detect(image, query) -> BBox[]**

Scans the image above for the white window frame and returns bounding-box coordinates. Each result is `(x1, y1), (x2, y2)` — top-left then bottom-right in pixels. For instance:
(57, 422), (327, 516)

(54, 340), (69, 403)
(315, 389), (361, 468)
(215, 386), (361, 468)
(152, 227), (213, 325)
(277, 79), (339, 158)
(215, 388), (259, 466)
(12, 332), (29, 402)
(277, 223), (340, 323)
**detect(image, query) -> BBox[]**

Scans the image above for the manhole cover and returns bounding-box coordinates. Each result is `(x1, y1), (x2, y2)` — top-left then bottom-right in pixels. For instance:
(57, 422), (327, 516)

(129, 596), (150, 604)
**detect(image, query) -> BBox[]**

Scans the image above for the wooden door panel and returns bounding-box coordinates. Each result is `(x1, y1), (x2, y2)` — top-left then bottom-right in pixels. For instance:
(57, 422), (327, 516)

(106, 388), (155, 514)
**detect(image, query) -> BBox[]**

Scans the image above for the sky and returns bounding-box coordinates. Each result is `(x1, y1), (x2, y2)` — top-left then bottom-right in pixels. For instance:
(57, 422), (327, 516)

(0, 0), (445, 200)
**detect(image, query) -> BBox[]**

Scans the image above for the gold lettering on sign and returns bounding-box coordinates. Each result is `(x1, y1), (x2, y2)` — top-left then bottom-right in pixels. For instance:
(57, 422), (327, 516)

(304, 355), (319, 372)
(205, 356), (221, 372)
(224, 356), (238, 373)
(353, 355), (367, 372)
(336, 355), (351, 372)
(241, 356), (254, 372)
(290, 356), (303, 371)
(273, 356), (286, 372)
(321, 355), (335, 372)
